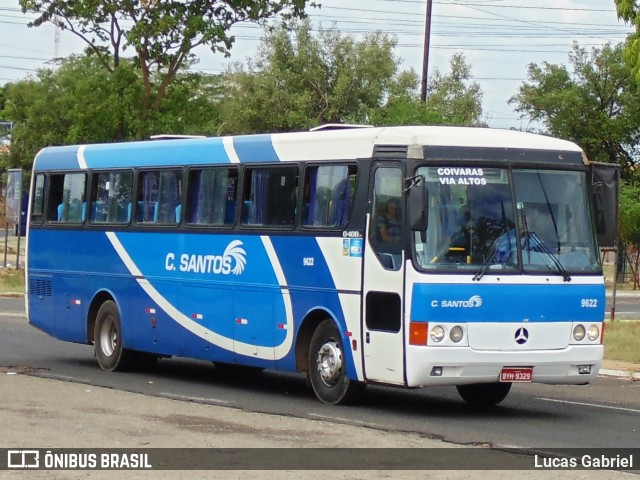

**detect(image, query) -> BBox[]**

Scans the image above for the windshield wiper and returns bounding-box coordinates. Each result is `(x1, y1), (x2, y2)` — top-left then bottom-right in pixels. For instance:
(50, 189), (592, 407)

(517, 201), (571, 282)
(473, 201), (512, 282)
(472, 227), (510, 281)
(524, 232), (572, 282)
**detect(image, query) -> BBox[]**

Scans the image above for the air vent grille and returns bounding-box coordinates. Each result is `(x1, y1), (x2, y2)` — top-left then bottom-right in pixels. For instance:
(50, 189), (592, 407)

(30, 278), (53, 297)
(373, 145), (409, 159)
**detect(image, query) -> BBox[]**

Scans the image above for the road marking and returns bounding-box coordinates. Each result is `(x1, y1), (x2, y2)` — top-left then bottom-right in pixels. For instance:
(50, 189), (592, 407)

(538, 397), (640, 414)
(0, 312), (26, 318)
(308, 413), (387, 429)
(157, 392), (230, 405)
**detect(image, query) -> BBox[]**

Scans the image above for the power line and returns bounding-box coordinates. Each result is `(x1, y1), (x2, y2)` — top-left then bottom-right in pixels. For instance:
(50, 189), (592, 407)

(0, 64), (36, 72)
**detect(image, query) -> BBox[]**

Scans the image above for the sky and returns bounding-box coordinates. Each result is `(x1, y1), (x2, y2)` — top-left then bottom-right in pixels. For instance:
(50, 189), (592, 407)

(0, 0), (635, 130)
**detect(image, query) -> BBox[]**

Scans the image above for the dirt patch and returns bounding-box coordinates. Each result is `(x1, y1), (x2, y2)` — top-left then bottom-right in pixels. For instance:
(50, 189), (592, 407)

(601, 359), (640, 373)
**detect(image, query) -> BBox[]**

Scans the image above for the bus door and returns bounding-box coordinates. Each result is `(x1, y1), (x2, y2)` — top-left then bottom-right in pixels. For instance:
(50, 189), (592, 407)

(362, 165), (406, 385)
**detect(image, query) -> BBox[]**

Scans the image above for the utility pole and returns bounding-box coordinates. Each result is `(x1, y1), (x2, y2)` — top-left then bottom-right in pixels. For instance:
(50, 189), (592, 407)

(421, 0), (433, 103)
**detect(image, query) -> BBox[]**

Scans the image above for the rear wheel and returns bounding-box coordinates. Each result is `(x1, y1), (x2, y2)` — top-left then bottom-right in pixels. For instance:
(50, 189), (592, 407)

(309, 319), (365, 404)
(94, 300), (138, 371)
(456, 382), (512, 406)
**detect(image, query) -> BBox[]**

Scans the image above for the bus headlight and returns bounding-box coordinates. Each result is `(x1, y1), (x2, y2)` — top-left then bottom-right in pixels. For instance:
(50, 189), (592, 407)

(587, 324), (600, 341)
(450, 326), (464, 343)
(430, 325), (445, 343)
(573, 324), (586, 341)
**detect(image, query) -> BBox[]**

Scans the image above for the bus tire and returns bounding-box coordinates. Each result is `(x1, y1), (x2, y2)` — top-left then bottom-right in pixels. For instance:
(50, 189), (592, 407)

(456, 382), (512, 406)
(94, 300), (137, 372)
(309, 319), (364, 405)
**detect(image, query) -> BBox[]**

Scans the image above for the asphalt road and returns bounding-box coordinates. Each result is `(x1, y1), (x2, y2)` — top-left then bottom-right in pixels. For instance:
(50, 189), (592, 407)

(0, 301), (638, 453)
(606, 291), (640, 320)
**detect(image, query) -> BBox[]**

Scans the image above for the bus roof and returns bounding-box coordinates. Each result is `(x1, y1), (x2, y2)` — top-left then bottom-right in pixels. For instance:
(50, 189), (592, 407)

(33, 126), (586, 171)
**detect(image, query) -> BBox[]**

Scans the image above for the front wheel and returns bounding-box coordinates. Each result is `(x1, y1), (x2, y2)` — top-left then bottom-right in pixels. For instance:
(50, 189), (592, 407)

(456, 382), (512, 406)
(309, 319), (365, 404)
(94, 300), (138, 371)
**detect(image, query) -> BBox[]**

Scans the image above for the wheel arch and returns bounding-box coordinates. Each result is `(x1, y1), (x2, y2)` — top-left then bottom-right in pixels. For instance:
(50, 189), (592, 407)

(295, 308), (339, 374)
(87, 290), (117, 344)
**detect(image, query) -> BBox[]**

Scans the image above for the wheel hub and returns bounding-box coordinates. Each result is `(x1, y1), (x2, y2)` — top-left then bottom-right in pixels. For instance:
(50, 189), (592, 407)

(99, 317), (117, 357)
(316, 341), (343, 386)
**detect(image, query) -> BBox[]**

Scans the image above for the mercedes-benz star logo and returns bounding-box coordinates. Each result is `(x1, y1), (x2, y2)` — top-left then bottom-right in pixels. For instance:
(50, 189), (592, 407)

(515, 327), (529, 345)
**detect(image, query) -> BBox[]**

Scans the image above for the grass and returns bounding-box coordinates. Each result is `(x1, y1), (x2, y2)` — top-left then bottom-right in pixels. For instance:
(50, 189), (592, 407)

(604, 320), (640, 364)
(0, 267), (637, 364)
(0, 268), (24, 295)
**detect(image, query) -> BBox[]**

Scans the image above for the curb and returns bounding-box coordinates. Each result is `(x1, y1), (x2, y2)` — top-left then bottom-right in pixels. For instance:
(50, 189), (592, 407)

(598, 369), (640, 381)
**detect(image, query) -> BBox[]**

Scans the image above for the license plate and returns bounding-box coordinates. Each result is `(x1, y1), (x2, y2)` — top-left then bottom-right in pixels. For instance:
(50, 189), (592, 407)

(500, 367), (533, 383)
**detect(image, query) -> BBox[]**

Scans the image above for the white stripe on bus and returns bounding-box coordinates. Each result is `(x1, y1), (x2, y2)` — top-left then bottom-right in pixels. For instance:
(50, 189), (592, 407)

(105, 231), (294, 360)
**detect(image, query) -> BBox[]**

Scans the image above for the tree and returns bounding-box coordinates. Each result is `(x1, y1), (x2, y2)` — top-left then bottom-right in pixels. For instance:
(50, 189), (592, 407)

(20, 0), (312, 136)
(616, 1), (640, 84)
(619, 181), (640, 288)
(0, 55), (222, 171)
(219, 22), (485, 134)
(373, 53), (485, 127)
(219, 21), (403, 133)
(510, 43), (640, 179)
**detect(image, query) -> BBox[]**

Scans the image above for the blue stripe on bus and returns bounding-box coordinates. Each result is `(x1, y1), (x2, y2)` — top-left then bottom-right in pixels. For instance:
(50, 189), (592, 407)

(83, 138), (231, 168)
(410, 283), (605, 323)
(34, 136), (282, 170)
(34, 145), (81, 170)
(232, 135), (280, 163)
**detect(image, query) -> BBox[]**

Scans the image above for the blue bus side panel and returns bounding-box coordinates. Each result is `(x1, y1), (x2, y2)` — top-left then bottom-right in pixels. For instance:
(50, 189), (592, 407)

(270, 236), (361, 380)
(28, 229), (358, 377)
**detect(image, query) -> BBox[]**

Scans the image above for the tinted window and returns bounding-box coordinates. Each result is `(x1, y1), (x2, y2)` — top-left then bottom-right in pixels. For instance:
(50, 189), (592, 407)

(31, 174), (46, 224)
(186, 168), (238, 226)
(242, 167), (298, 227)
(90, 171), (133, 224)
(369, 167), (404, 270)
(302, 165), (356, 228)
(135, 170), (183, 225)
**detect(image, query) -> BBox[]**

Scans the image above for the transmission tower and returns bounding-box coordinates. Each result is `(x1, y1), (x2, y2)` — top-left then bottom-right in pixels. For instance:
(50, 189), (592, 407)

(53, 15), (61, 58)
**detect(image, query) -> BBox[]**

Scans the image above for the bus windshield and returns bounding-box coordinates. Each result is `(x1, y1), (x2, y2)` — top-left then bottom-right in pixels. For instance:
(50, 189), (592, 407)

(413, 166), (601, 275)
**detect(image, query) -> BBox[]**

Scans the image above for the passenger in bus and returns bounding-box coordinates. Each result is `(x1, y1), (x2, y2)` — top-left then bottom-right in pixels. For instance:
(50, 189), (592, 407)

(376, 198), (401, 242)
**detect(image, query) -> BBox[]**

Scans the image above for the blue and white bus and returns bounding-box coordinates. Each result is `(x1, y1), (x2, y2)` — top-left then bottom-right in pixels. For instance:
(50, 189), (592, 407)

(26, 125), (618, 405)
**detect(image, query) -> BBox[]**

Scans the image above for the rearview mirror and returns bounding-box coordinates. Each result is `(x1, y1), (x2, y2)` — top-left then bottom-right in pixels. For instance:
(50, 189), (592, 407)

(590, 162), (619, 249)
(408, 179), (428, 231)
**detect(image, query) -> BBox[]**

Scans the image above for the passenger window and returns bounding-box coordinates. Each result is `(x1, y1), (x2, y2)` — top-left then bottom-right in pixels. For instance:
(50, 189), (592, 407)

(31, 174), (46, 224)
(135, 170), (183, 225)
(47, 173), (86, 223)
(242, 166), (298, 226)
(186, 168), (238, 226)
(90, 171), (133, 224)
(302, 165), (357, 228)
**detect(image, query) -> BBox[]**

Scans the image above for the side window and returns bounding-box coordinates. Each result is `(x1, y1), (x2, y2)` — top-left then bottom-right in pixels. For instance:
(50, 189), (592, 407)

(90, 171), (133, 224)
(135, 170), (183, 225)
(369, 167), (403, 270)
(242, 166), (298, 227)
(47, 173), (86, 223)
(30, 174), (46, 224)
(302, 165), (357, 228)
(186, 168), (238, 226)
